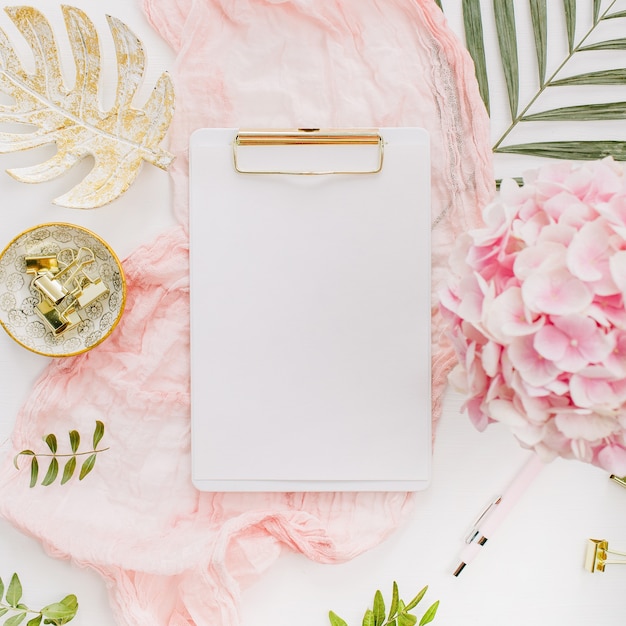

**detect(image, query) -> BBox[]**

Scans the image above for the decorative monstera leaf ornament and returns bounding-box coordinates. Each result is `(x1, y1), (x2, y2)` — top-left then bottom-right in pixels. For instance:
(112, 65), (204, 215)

(0, 5), (175, 208)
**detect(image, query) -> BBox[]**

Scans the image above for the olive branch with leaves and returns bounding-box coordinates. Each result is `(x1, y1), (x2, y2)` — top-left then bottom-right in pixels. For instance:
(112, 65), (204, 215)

(0, 573), (78, 626)
(437, 0), (626, 163)
(13, 421), (108, 488)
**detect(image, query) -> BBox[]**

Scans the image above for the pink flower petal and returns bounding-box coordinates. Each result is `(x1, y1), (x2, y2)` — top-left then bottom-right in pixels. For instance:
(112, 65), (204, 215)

(487, 398), (528, 428)
(597, 444), (626, 474)
(511, 423), (546, 446)
(603, 331), (626, 377)
(554, 411), (618, 441)
(552, 315), (615, 364)
(513, 241), (566, 281)
(464, 396), (490, 432)
(587, 294), (626, 328)
(567, 219), (611, 282)
(570, 439), (594, 464)
(457, 274), (486, 324)
(508, 335), (559, 386)
(570, 374), (619, 409)
(533, 324), (569, 362)
(522, 269), (593, 315)
(543, 191), (590, 223)
(512, 210), (550, 245)
(609, 250), (626, 298)
(537, 223), (576, 246)
(481, 340), (501, 377)
(483, 287), (543, 343)
(599, 194), (626, 228)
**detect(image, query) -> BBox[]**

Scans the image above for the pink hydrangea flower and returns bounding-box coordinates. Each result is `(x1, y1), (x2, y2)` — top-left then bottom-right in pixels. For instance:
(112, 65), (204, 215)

(533, 315), (614, 373)
(442, 158), (626, 475)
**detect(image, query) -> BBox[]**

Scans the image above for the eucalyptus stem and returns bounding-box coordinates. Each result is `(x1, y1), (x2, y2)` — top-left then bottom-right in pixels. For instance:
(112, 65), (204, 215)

(26, 447), (110, 458)
(13, 421), (108, 487)
(493, 0), (619, 151)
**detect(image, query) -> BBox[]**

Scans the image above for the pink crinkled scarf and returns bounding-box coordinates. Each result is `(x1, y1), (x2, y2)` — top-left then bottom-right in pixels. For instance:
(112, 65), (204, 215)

(0, 1), (493, 625)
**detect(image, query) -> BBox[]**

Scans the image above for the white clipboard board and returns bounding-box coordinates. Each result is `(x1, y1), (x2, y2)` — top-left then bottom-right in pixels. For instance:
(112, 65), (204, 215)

(189, 128), (431, 492)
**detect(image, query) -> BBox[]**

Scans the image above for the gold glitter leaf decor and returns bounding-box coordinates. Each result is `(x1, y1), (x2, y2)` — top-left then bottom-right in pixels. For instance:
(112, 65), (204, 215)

(0, 5), (175, 208)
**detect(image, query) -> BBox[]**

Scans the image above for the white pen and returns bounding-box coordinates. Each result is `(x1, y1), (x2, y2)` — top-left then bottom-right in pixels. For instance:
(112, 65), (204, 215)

(453, 453), (545, 576)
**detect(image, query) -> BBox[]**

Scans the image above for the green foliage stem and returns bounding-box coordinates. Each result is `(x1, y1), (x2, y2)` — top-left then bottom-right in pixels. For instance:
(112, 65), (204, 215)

(13, 421), (108, 488)
(0, 573), (78, 625)
(329, 581), (439, 626)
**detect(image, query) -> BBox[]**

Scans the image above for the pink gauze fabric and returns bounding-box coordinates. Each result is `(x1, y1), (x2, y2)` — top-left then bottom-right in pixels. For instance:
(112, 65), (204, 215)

(0, 2), (493, 625)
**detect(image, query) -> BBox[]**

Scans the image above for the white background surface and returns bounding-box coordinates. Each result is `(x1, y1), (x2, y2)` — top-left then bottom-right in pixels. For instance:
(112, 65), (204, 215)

(1, 2), (626, 625)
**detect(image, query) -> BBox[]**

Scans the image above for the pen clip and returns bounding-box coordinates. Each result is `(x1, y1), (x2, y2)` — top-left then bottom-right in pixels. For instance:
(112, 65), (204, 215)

(464, 496), (502, 544)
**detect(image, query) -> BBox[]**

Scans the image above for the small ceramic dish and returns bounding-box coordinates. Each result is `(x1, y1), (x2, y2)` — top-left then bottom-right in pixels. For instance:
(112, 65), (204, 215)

(0, 223), (126, 357)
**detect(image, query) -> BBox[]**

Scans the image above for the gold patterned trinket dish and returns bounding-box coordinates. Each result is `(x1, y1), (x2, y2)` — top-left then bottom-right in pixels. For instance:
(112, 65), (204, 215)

(0, 223), (125, 356)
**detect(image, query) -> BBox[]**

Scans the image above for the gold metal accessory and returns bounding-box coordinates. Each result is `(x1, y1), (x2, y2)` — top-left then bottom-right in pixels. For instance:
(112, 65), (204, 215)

(33, 273), (67, 305)
(0, 223), (126, 357)
(233, 128), (384, 175)
(35, 299), (78, 336)
(584, 539), (626, 572)
(25, 254), (59, 275)
(609, 475), (626, 489)
(31, 246), (104, 336)
(75, 278), (109, 308)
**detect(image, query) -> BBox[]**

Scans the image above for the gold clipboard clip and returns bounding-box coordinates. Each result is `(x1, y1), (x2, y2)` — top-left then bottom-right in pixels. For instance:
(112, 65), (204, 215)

(233, 129), (384, 175)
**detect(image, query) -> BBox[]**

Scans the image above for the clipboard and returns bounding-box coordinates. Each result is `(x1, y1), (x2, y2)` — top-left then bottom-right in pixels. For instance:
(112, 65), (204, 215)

(189, 128), (431, 492)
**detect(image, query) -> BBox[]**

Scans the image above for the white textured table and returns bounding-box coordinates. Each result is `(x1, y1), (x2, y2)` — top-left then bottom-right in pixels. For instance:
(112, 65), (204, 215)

(1, 2), (626, 625)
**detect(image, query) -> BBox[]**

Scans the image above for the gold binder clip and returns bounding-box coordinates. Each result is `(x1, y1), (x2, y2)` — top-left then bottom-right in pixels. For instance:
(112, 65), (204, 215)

(75, 278), (109, 308)
(32, 247), (95, 305)
(31, 246), (103, 336)
(35, 299), (80, 335)
(25, 254), (59, 275)
(584, 539), (626, 573)
(54, 247), (95, 290)
(33, 273), (67, 304)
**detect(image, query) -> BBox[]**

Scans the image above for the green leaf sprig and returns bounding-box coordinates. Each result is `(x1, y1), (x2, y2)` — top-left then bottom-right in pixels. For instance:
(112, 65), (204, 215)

(329, 581), (439, 626)
(0, 573), (78, 625)
(13, 421), (108, 487)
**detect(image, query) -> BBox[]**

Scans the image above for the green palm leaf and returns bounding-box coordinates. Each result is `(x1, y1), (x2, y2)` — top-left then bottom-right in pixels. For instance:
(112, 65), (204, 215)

(550, 69), (626, 86)
(529, 0), (547, 86)
(522, 101), (626, 121)
(579, 38), (626, 51)
(594, 0), (602, 22)
(563, 0), (576, 52)
(462, 0), (490, 114)
(447, 0), (626, 167)
(496, 141), (626, 160)
(493, 0), (519, 119)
